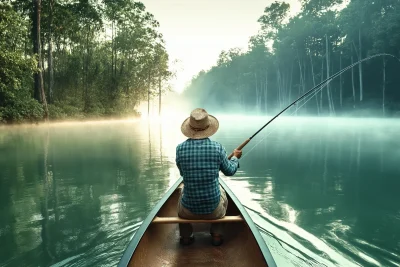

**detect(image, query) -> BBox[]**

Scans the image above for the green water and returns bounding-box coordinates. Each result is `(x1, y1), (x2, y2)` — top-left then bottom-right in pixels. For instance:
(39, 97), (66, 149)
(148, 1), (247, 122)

(0, 116), (399, 267)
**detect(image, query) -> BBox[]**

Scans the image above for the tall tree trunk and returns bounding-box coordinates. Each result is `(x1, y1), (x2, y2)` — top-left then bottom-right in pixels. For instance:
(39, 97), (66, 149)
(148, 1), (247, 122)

(114, 26), (117, 78)
(236, 75), (240, 108)
(32, 0), (39, 103)
(303, 60), (306, 93)
(255, 72), (259, 112)
(296, 50), (304, 94)
(264, 71), (268, 113)
(297, 58), (303, 115)
(358, 29), (363, 101)
(309, 52), (319, 115)
(276, 68), (282, 110)
(330, 52), (335, 115)
(302, 60), (307, 113)
(298, 59), (303, 95)
(320, 58), (324, 110)
(148, 71), (151, 116)
(325, 35), (332, 114)
(84, 25), (90, 110)
(158, 74), (161, 116)
(32, 0), (48, 120)
(48, 0), (54, 104)
(289, 62), (294, 104)
(382, 57), (386, 116)
(339, 52), (342, 107)
(351, 47), (356, 108)
(111, 20), (114, 85)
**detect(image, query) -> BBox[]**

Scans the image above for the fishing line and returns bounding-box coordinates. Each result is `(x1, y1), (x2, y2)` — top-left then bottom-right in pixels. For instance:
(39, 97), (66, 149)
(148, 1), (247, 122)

(242, 83), (327, 159)
(235, 82), (327, 159)
(228, 53), (400, 159)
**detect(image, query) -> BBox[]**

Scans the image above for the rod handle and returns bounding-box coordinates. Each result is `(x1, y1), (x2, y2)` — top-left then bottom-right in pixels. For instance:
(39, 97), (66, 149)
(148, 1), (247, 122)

(228, 138), (250, 159)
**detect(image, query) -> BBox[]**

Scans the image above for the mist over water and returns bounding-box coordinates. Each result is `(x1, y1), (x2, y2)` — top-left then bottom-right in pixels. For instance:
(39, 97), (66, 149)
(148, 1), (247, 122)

(0, 115), (399, 266)
(218, 116), (400, 266)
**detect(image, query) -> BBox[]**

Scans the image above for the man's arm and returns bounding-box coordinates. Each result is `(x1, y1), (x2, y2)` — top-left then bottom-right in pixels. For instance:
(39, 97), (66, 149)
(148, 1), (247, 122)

(176, 147), (183, 176)
(220, 146), (241, 176)
(176, 160), (183, 176)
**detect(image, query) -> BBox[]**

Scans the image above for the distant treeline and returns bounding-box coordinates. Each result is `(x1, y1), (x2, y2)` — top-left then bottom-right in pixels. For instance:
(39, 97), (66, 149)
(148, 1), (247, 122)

(0, 0), (172, 123)
(182, 0), (400, 117)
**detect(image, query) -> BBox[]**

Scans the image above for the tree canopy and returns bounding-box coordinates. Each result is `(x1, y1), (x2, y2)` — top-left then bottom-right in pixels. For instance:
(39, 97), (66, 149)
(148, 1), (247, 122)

(182, 0), (400, 117)
(0, 0), (173, 123)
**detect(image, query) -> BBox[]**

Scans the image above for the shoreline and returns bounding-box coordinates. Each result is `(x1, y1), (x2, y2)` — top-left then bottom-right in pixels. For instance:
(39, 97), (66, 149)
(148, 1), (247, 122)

(0, 114), (142, 128)
(1, 113), (399, 130)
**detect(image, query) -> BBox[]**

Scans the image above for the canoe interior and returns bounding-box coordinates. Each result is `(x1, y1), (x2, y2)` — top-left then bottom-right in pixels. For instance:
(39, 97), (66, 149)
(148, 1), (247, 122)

(128, 183), (269, 267)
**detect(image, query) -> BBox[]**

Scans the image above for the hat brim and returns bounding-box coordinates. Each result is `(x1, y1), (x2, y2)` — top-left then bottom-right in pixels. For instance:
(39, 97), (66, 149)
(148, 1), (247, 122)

(181, 115), (219, 139)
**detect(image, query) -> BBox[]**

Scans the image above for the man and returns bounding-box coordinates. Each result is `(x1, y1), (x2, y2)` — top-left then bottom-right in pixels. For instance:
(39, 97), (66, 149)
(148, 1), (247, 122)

(176, 108), (242, 246)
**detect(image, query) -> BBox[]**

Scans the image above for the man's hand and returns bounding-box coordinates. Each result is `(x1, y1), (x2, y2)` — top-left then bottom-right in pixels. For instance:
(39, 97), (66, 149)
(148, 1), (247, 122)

(233, 149), (242, 159)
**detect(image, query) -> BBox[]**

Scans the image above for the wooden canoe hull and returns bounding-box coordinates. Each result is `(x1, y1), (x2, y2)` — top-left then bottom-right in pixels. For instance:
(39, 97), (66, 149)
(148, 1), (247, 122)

(118, 177), (277, 267)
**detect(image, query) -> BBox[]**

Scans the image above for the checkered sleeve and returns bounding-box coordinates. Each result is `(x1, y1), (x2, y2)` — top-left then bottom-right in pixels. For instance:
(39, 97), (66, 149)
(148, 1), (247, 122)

(219, 145), (239, 176)
(176, 146), (183, 176)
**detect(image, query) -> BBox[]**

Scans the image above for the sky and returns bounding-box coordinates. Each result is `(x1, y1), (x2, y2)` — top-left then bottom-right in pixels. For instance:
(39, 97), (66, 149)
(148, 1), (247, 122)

(140, 0), (302, 93)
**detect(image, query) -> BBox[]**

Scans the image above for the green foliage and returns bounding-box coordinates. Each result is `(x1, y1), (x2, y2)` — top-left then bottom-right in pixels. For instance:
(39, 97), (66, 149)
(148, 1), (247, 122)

(183, 0), (400, 117)
(0, 90), (44, 123)
(0, 3), (36, 91)
(47, 98), (85, 120)
(0, 0), (173, 124)
(0, 3), (41, 123)
(258, 1), (290, 36)
(301, 0), (343, 15)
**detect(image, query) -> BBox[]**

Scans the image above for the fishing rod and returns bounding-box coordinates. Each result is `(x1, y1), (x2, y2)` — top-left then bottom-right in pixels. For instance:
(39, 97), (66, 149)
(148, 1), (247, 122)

(239, 80), (329, 159)
(228, 53), (399, 159)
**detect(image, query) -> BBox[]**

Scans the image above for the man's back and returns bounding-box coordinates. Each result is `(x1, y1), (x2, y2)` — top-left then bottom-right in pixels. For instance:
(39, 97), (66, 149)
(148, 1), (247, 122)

(175, 108), (242, 246)
(176, 138), (239, 214)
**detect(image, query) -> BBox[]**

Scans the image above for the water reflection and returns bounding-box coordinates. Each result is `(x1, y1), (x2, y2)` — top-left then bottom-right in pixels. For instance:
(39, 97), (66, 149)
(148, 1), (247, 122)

(222, 118), (400, 267)
(0, 117), (399, 266)
(0, 121), (176, 266)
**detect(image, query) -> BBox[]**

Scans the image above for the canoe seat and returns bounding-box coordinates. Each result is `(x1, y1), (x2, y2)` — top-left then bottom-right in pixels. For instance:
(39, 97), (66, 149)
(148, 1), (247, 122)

(152, 215), (244, 224)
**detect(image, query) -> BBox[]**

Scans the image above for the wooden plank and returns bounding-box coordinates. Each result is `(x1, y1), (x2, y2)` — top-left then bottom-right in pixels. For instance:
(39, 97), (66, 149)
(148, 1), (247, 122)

(151, 215), (244, 224)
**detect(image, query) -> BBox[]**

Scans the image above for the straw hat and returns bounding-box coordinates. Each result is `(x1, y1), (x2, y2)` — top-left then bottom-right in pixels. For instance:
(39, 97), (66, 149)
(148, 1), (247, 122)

(181, 108), (219, 139)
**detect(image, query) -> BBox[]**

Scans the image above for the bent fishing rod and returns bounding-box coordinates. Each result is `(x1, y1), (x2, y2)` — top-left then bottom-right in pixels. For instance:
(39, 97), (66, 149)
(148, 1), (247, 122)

(228, 53), (399, 159)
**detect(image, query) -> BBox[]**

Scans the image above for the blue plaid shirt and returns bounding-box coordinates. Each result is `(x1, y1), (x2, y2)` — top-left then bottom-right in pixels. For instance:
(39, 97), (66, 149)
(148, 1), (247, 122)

(176, 138), (240, 214)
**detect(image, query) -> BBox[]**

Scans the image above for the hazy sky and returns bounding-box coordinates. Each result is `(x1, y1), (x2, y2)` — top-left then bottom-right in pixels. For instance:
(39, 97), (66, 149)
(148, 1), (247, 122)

(140, 0), (301, 93)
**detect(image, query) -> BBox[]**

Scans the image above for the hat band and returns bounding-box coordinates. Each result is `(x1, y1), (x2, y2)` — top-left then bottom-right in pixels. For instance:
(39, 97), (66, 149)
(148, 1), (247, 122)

(189, 124), (210, 132)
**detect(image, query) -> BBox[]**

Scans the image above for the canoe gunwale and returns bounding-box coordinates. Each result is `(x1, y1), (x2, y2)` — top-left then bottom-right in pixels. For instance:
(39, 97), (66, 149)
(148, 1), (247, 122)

(117, 177), (183, 267)
(152, 215), (244, 224)
(219, 178), (277, 267)
(117, 177), (277, 267)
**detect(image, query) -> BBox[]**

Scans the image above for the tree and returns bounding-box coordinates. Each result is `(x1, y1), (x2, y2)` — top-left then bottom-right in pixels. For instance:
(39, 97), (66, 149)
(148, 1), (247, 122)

(258, 1), (290, 40)
(32, 0), (48, 119)
(0, 3), (43, 123)
(1, 0), (173, 123)
(182, 0), (400, 117)
(153, 44), (172, 115)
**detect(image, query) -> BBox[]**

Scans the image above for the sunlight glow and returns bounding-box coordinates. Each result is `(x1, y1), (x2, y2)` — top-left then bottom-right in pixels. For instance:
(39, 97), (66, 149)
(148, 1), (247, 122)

(221, 176), (359, 267)
(140, 0), (302, 93)
(136, 91), (191, 121)
(282, 203), (298, 224)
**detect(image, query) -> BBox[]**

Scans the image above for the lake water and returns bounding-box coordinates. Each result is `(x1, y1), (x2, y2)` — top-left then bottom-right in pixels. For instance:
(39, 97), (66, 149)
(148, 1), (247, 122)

(0, 115), (399, 266)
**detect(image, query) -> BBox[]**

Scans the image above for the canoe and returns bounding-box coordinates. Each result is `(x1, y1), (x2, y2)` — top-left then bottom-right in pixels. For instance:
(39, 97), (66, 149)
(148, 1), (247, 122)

(118, 177), (277, 267)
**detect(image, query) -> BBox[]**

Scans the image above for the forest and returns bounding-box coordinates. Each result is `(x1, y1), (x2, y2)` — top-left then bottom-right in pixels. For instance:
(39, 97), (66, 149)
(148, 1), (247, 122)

(182, 0), (400, 117)
(0, 0), (172, 123)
